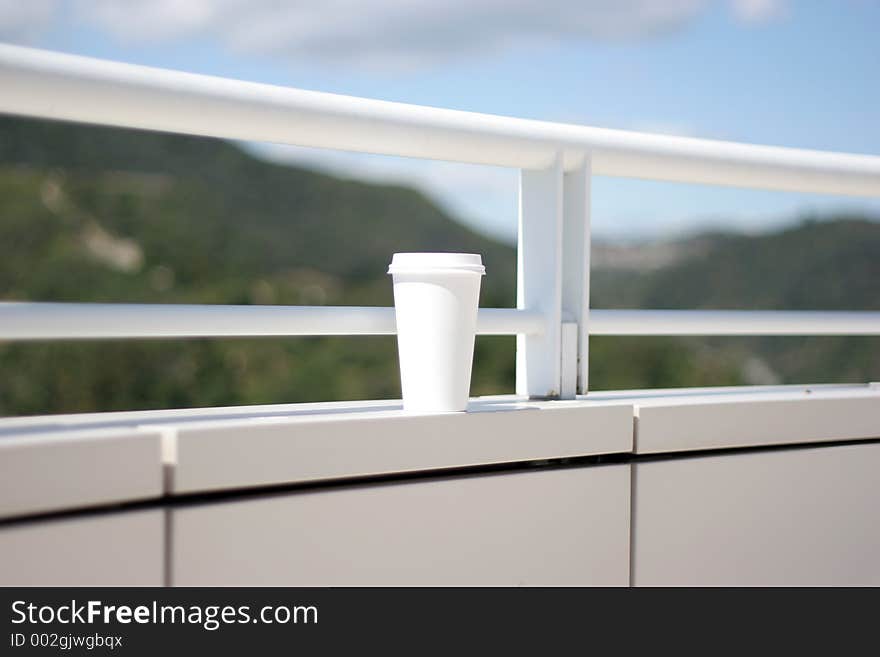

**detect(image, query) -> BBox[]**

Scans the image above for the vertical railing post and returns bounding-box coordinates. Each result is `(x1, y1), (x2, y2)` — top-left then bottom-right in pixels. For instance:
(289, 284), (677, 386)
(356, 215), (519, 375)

(516, 153), (564, 398)
(562, 155), (592, 395)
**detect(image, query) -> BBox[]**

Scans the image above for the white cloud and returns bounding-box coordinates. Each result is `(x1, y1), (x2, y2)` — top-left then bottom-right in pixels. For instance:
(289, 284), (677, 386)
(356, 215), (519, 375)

(729, 0), (787, 25)
(80, 0), (217, 42)
(0, 1), (795, 70)
(0, 2), (797, 69)
(0, 1), (709, 69)
(0, 0), (58, 42)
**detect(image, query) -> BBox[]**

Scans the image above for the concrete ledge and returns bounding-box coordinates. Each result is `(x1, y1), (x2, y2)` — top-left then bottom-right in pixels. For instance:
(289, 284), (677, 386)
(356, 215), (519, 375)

(165, 399), (633, 494)
(588, 384), (880, 454)
(0, 428), (163, 520)
(2, 384), (878, 514)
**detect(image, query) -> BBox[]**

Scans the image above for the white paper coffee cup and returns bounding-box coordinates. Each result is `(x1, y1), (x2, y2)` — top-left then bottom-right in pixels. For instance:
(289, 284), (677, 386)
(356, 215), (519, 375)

(388, 253), (485, 413)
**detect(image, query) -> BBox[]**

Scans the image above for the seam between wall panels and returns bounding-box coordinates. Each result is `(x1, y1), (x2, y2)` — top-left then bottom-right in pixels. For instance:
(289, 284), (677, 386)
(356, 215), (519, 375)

(628, 411), (639, 587)
(3, 437), (879, 530)
(628, 462), (637, 588)
(163, 508), (173, 587)
(156, 427), (178, 587)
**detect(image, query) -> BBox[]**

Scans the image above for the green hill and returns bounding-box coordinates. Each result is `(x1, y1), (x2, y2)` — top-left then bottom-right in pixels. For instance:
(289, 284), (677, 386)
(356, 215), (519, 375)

(0, 115), (877, 415)
(0, 115), (516, 304)
(589, 219), (880, 389)
(0, 115), (517, 414)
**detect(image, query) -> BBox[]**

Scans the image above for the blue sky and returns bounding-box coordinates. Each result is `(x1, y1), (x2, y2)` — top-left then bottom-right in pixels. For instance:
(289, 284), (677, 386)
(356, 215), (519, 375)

(1, 0), (878, 243)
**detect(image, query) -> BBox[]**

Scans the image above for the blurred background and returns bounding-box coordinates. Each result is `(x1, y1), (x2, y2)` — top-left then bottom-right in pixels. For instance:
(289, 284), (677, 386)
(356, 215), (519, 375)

(0, 0), (878, 415)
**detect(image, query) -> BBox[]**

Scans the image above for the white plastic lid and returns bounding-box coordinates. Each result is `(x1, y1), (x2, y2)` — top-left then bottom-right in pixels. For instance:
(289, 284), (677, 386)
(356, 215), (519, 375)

(388, 252), (485, 275)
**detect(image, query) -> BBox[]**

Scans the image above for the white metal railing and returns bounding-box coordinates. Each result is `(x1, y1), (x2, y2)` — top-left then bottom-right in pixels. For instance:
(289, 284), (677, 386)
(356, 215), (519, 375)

(3, 44), (878, 195)
(0, 303), (544, 339)
(2, 304), (879, 340)
(1, 44), (879, 399)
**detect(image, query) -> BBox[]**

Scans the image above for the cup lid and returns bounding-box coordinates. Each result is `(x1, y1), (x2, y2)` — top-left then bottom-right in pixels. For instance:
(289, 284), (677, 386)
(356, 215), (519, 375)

(388, 252), (485, 275)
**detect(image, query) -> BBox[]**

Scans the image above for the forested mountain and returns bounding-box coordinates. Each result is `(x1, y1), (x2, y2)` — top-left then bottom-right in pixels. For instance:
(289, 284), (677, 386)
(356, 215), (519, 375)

(0, 116), (877, 415)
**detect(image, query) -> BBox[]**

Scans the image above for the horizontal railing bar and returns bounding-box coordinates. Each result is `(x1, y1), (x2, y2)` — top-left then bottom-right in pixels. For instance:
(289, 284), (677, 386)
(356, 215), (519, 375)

(1, 45), (879, 196)
(590, 309), (880, 336)
(1, 304), (878, 341)
(0, 303), (544, 340)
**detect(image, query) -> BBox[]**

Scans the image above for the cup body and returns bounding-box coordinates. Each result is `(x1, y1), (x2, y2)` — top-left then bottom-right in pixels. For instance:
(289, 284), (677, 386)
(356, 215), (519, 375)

(388, 253), (485, 413)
